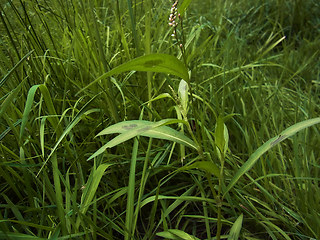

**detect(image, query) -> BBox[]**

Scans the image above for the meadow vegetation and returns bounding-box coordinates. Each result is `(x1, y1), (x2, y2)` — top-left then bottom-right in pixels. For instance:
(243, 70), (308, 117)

(0, 0), (320, 239)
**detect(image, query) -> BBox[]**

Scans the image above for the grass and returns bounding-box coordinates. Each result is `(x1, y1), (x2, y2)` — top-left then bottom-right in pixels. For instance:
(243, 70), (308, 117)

(0, 0), (320, 239)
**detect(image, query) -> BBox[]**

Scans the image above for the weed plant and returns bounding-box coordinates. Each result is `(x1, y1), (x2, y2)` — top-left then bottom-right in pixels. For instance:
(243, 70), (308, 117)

(0, 0), (320, 239)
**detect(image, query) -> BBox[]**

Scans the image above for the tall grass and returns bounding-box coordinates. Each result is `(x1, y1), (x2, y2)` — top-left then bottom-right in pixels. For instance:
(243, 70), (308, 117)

(0, 0), (320, 239)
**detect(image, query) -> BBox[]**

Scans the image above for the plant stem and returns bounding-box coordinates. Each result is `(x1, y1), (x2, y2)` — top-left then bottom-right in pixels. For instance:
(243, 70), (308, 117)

(216, 152), (225, 240)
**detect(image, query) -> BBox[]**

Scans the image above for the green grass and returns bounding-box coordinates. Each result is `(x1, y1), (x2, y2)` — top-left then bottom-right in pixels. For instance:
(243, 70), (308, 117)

(1, 0), (320, 239)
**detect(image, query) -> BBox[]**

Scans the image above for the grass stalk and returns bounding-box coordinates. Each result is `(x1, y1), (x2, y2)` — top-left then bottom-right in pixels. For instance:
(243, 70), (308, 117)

(124, 137), (139, 240)
(52, 152), (67, 235)
(127, 0), (140, 55)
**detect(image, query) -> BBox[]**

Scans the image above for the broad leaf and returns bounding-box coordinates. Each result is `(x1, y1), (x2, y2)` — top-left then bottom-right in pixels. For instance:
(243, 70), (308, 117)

(79, 54), (189, 93)
(88, 119), (197, 160)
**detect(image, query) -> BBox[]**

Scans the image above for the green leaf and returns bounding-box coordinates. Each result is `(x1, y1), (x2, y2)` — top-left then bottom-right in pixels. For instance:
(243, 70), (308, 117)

(227, 214), (243, 240)
(143, 93), (174, 106)
(20, 85), (40, 140)
(224, 117), (320, 196)
(157, 229), (200, 240)
(0, 80), (25, 120)
(214, 115), (228, 156)
(0, 50), (34, 88)
(0, 232), (46, 240)
(178, 0), (194, 17)
(78, 54), (189, 94)
(37, 95), (99, 176)
(178, 161), (220, 178)
(88, 119), (197, 160)
(80, 163), (112, 215)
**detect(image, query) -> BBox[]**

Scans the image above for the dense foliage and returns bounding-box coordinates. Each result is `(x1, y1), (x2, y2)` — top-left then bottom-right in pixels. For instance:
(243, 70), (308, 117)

(0, 0), (319, 239)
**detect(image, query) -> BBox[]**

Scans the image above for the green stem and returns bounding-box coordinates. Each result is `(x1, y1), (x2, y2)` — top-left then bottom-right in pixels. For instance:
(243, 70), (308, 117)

(145, 0), (153, 120)
(124, 138), (139, 240)
(127, 0), (140, 55)
(216, 152), (225, 240)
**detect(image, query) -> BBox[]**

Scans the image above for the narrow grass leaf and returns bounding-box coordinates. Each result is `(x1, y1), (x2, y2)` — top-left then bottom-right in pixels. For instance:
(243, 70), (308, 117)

(157, 229), (200, 240)
(261, 221), (292, 240)
(178, 0), (194, 17)
(227, 214), (243, 240)
(78, 54), (189, 94)
(156, 231), (179, 239)
(37, 84), (63, 137)
(224, 117), (320, 196)
(111, 77), (127, 117)
(0, 232), (46, 240)
(135, 195), (217, 211)
(40, 116), (47, 157)
(80, 163), (112, 214)
(0, 81), (24, 119)
(20, 85), (40, 140)
(0, 50), (33, 88)
(37, 96), (99, 176)
(142, 93), (174, 106)
(214, 115), (226, 154)
(52, 152), (67, 235)
(0, 220), (54, 231)
(155, 186), (195, 231)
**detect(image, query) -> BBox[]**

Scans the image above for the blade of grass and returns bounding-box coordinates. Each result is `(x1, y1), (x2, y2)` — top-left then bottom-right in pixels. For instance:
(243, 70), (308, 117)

(224, 117), (320, 196)
(52, 152), (67, 235)
(0, 50), (33, 88)
(37, 95), (100, 176)
(227, 214), (243, 240)
(127, 0), (139, 55)
(124, 137), (139, 240)
(76, 163), (112, 229)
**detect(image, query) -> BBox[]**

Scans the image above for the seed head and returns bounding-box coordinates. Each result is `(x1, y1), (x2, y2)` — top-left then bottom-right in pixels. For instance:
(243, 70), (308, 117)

(169, 0), (179, 36)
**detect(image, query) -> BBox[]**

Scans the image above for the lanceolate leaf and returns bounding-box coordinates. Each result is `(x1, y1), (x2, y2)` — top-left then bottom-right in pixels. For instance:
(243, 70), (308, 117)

(228, 214), (243, 240)
(79, 54), (189, 94)
(88, 119), (198, 160)
(224, 117), (320, 196)
(157, 229), (201, 240)
(178, 161), (220, 178)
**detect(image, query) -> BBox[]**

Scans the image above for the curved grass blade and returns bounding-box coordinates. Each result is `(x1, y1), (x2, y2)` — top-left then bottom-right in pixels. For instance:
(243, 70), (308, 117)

(224, 117), (320, 196)
(0, 50), (34, 88)
(78, 54), (189, 94)
(177, 161), (220, 178)
(0, 232), (46, 240)
(80, 163), (112, 214)
(76, 163), (112, 229)
(88, 119), (197, 160)
(157, 229), (200, 240)
(37, 95), (100, 176)
(20, 85), (40, 140)
(0, 79), (26, 119)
